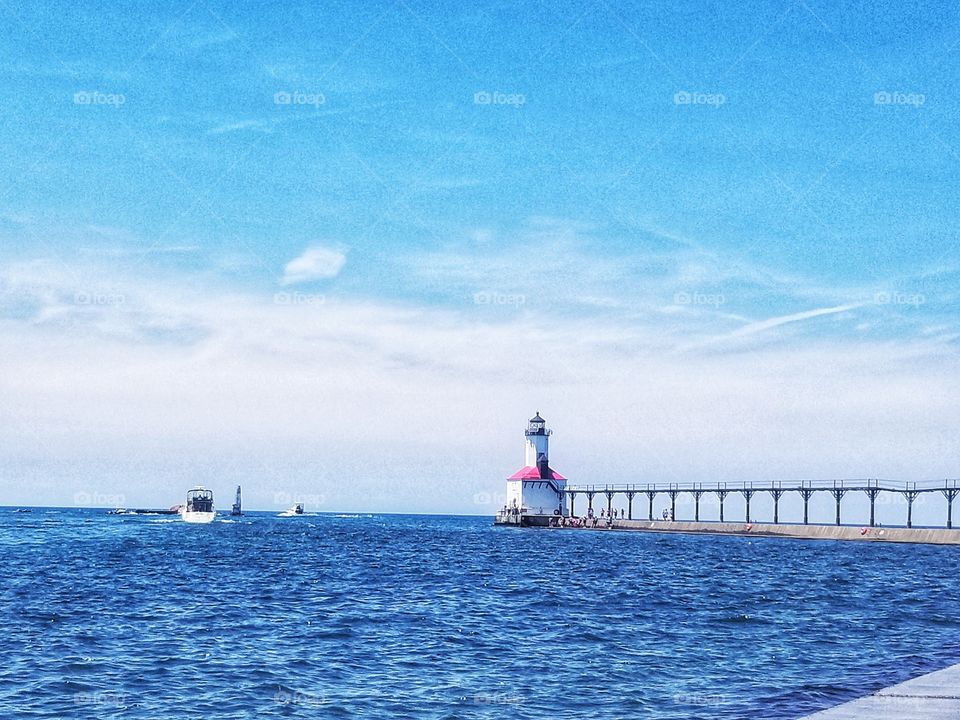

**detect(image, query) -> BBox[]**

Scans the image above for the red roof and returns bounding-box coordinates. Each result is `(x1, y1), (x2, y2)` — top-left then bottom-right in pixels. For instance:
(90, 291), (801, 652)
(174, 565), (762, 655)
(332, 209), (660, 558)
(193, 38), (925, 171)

(507, 466), (566, 481)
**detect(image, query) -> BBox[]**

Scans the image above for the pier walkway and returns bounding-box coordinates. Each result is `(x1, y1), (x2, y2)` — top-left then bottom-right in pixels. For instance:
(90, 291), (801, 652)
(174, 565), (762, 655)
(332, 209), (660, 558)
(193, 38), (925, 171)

(565, 479), (960, 529)
(606, 519), (960, 544)
(799, 663), (960, 719)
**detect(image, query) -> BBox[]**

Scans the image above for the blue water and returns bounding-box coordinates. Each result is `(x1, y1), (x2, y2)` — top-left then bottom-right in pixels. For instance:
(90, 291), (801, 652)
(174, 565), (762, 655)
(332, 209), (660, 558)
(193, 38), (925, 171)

(3, 509), (960, 719)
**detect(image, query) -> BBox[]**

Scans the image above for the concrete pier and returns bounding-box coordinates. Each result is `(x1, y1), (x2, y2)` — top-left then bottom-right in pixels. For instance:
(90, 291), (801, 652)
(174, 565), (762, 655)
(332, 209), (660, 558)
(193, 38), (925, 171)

(603, 518), (960, 544)
(495, 515), (960, 544)
(799, 663), (960, 719)
(494, 513), (960, 544)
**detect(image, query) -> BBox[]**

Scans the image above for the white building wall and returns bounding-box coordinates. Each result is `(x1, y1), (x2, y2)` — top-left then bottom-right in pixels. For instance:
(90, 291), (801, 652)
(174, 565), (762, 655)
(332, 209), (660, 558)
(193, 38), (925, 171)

(507, 480), (566, 515)
(506, 480), (523, 510)
(524, 433), (549, 466)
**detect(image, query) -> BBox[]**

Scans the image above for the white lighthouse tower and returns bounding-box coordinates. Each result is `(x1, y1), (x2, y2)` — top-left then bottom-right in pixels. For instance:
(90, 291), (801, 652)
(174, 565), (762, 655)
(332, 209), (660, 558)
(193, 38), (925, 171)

(499, 413), (568, 525)
(524, 412), (550, 468)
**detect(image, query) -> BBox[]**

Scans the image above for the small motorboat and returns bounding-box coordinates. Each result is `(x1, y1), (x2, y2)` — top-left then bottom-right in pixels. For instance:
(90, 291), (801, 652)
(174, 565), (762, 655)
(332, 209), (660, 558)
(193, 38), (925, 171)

(180, 487), (216, 524)
(278, 503), (304, 517)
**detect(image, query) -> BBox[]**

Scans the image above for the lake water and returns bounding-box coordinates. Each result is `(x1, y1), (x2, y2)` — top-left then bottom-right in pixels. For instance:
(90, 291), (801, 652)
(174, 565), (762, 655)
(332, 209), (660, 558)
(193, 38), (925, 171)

(3, 509), (959, 718)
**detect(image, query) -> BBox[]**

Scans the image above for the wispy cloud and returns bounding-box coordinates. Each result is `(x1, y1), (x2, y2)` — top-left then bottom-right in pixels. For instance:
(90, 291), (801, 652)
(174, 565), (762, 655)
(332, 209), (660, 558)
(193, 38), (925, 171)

(78, 244), (200, 257)
(281, 246), (347, 285)
(700, 303), (866, 347)
(1, 258), (958, 513)
(208, 119), (273, 135)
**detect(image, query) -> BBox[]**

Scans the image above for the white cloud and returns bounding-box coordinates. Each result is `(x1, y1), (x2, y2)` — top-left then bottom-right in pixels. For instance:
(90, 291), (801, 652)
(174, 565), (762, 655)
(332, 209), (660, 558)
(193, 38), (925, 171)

(681, 303), (867, 351)
(208, 119), (273, 135)
(1, 251), (958, 522)
(281, 246), (346, 285)
(726, 304), (864, 337)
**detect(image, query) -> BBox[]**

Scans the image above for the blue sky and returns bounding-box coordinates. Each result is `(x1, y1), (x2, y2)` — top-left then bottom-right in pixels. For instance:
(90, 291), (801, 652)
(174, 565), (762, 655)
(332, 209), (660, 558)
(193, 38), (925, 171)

(1, 0), (959, 518)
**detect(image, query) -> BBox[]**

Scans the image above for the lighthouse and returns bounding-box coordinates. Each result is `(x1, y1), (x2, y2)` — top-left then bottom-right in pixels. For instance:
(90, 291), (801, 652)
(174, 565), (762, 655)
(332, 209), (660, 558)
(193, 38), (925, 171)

(500, 413), (568, 525)
(524, 412), (550, 470)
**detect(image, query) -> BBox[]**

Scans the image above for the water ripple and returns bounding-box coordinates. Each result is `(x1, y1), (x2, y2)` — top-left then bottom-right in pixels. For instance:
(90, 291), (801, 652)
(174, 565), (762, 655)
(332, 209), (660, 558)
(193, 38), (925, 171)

(1, 509), (958, 718)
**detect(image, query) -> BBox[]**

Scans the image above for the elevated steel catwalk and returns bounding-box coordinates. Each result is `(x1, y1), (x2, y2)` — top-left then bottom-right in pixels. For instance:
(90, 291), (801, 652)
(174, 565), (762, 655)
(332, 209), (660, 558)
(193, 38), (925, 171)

(563, 479), (960, 528)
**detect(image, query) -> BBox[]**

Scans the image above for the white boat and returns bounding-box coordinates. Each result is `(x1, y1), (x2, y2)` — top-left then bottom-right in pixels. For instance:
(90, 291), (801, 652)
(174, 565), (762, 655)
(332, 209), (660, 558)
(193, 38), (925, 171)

(278, 503), (304, 517)
(180, 487), (216, 524)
